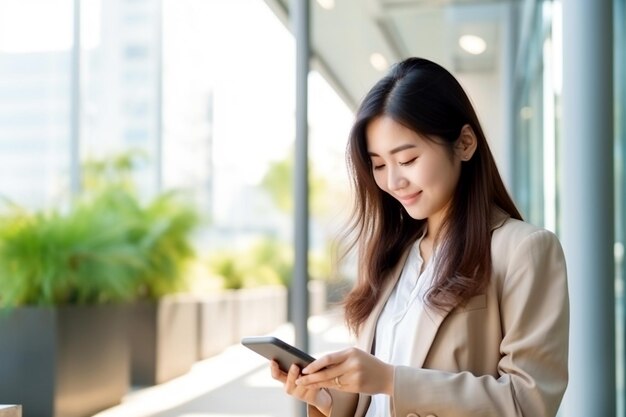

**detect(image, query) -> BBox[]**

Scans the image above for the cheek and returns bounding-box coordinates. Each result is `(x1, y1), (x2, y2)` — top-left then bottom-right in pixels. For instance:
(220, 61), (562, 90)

(422, 160), (459, 192)
(372, 171), (387, 191)
(418, 161), (443, 187)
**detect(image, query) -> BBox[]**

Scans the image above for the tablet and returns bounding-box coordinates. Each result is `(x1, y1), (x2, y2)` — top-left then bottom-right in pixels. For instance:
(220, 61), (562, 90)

(241, 336), (315, 373)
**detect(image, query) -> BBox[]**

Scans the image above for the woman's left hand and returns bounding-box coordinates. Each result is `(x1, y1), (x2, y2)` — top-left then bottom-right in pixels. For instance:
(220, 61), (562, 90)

(295, 347), (394, 396)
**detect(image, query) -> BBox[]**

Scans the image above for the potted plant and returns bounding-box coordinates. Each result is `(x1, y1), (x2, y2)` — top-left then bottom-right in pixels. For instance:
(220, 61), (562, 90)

(201, 240), (289, 354)
(82, 151), (202, 386)
(127, 191), (201, 386)
(0, 189), (144, 417)
(0, 150), (203, 416)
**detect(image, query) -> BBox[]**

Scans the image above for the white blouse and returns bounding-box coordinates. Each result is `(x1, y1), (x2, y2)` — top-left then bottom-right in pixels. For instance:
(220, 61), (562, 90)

(364, 235), (435, 417)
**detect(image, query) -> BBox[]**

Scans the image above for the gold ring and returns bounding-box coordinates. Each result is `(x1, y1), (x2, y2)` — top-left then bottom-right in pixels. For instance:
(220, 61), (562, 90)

(334, 376), (342, 388)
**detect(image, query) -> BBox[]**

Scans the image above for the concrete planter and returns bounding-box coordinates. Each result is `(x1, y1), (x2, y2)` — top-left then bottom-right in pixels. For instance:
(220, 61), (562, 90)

(129, 295), (198, 386)
(196, 291), (237, 359)
(196, 287), (288, 360)
(232, 286), (288, 341)
(0, 305), (129, 417)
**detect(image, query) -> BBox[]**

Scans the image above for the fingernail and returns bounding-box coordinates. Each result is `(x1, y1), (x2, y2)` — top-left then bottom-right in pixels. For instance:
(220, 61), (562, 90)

(295, 378), (302, 385)
(301, 367), (309, 374)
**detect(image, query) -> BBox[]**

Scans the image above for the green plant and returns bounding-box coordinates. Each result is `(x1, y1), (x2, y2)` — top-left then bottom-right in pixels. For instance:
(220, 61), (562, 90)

(132, 191), (200, 299)
(207, 250), (247, 290)
(82, 149), (147, 194)
(0, 160), (201, 307)
(82, 151), (201, 299)
(247, 239), (293, 286)
(205, 238), (293, 290)
(0, 192), (145, 307)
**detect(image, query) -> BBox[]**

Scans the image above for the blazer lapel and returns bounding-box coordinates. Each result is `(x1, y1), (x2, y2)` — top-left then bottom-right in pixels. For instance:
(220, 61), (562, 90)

(354, 249), (410, 417)
(410, 206), (510, 367)
(354, 243), (451, 372)
(356, 249), (410, 353)
(410, 303), (450, 367)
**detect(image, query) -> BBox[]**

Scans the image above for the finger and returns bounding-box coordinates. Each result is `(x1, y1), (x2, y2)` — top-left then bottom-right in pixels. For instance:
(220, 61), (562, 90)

(285, 364), (301, 394)
(296, 365), (344, 388)
(286, 364), (301, 384)
(270, 361), (287, 383)
(302, 350), (348, 374)
(296, 374), (341, 392)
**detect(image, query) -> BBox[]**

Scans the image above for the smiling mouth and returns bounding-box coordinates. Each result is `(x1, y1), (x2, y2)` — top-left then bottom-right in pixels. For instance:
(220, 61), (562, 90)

(397, 191), (422, 204)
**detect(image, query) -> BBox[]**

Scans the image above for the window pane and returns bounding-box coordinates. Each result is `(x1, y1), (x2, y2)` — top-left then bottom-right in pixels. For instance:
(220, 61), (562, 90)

(80, 0), (161, 196)
(162, 0), (297, 248)
(0, 0), (73, 208)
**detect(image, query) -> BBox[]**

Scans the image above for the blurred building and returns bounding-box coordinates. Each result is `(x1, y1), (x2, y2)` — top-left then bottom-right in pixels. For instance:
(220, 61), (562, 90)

(0, 51), (71, 208)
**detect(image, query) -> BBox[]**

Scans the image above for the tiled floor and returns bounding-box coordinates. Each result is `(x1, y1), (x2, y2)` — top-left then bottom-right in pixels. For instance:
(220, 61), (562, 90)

(94, 310), (353, 417)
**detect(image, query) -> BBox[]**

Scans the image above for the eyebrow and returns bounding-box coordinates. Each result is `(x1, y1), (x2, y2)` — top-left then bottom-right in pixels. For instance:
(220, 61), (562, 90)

(368, 144), (417, 157)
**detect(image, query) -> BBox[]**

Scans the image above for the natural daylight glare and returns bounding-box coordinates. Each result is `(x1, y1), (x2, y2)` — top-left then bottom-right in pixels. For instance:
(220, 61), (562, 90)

(0, 0), (354, 416)
(1, 1), (625, 417)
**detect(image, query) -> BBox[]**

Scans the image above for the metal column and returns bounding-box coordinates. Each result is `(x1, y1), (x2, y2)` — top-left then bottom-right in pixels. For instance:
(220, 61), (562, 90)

(291, 2), (310, 416)
(155, 0), (163, 193)
(562, 0), (615, 415)
(70, 0), (81, 197)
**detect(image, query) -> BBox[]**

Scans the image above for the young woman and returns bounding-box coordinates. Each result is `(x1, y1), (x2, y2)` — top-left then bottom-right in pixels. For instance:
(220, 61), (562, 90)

(271, 57), (569, 417)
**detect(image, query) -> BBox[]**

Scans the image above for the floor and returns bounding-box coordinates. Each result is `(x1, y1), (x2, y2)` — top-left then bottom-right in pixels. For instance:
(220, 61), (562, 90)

(93, 310), (353, 417)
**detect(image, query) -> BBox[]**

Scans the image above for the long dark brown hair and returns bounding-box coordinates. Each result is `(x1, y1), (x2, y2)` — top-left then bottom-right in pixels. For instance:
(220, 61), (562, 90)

(343, 57), (522, 335)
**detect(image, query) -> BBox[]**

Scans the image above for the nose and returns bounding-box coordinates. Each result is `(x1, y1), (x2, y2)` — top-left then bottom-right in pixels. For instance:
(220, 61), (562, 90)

(387, 166), (408, 191)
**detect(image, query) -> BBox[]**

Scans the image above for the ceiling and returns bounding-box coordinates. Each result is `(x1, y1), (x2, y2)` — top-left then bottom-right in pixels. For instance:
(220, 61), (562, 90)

(263, 0), (521, 110)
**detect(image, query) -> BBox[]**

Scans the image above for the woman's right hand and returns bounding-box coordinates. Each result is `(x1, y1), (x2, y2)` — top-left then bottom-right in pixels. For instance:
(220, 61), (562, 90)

(270, 360), (333, 416)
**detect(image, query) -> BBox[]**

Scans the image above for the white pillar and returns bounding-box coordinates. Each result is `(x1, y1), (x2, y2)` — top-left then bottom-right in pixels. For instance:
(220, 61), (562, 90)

(292, 0), (310, 416)
(562, 0), (615, 415)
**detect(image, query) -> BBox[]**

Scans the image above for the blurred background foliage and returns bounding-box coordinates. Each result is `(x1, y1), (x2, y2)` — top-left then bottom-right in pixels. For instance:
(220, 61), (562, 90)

(260, 147), (332, 217)
(204, 238), (333, 290)
(0, 147), (344, 307)
(0, 151), (200, 307)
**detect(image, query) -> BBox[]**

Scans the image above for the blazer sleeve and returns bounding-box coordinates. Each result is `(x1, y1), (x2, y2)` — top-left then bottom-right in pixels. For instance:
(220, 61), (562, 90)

(391, 229), (569, 417)
(307, 390), (359, 417)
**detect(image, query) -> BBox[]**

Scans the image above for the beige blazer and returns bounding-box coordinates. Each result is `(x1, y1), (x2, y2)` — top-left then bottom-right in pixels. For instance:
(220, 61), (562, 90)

(310, 210), (569, 417)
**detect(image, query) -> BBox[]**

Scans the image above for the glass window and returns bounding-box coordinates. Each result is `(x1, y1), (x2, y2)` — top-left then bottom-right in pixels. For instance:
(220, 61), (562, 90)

(513, 1), (562, 233)
(161, 0), (353, 284)
(80, 0), (161, 197)
(513, 3), (545, 225)
(0, 0), (74, 208)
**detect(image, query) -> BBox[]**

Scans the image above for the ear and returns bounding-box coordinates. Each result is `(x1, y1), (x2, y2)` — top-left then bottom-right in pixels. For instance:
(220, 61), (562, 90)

(455, 124), (478, 162)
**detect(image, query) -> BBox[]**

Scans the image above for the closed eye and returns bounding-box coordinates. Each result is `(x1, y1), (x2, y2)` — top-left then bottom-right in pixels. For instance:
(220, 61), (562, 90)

(399, 157), (417, 167)
(373, 164), (385, 171)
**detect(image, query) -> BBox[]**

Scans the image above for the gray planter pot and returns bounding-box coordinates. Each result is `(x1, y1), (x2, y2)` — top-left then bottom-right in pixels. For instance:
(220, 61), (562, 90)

(197, 291), (237, 359)
(233, 286), (288, 341)
(130, 295), (198, 386)
(0, 305), (129, 417)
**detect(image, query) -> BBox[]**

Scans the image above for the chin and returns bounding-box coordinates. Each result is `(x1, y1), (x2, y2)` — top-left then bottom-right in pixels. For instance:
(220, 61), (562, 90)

(404, 208), (427, 220)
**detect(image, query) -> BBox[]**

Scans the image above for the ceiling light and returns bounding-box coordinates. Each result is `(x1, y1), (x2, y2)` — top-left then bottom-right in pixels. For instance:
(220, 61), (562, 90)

(316, 0), (335, 10)
(459, 35), (487, 55)
(370, 53), (388, 72)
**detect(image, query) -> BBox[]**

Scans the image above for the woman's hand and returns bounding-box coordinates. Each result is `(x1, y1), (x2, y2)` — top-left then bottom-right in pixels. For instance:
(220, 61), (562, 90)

(295, 347), (394, 396)
(270, 361), (333, 416)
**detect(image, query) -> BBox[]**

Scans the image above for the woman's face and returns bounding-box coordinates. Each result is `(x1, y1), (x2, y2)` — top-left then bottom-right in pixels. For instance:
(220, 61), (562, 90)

(366, 115), (462, 229)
